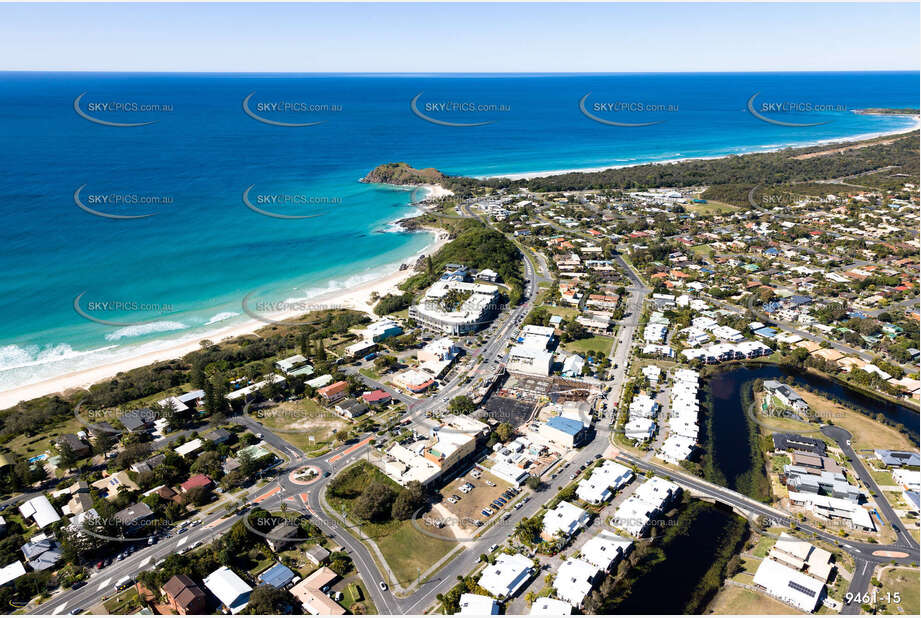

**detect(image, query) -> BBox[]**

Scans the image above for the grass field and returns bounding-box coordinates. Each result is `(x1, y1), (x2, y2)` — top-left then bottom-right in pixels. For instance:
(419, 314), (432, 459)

(327, 461), (458, 588)
(562, 334), (614, 356)
(880, 567), (920, 615)
(708, 586), (799, 615)
(799, 390), (915, 451)
(4, 415), (86, 460)
(686, 200), (740, 215)
(540, 304), (580, 320)
(254, 398), (347, 453)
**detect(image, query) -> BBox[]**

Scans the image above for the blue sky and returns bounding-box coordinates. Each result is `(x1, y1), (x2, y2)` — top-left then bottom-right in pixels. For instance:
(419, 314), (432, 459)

(1, 2), (918, 72)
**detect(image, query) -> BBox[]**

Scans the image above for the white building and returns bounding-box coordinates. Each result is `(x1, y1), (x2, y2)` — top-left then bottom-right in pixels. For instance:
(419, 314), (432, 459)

(576, 460), (633, 505)
(203, 567), (252, 614)
(18, 496), (61, 529)
(579, 531), (633, 571)
(478, 553), (534, 599)
(507, 345), (553, 377)
(542, 501), (590, 540)
(553, 558), (598, 608)
(410, 280), (500, 335)
(529, 597), (572, 615)
(752, 556), (824, 612)
(625, 418), (656, 442)
(456, 593), (499, 615)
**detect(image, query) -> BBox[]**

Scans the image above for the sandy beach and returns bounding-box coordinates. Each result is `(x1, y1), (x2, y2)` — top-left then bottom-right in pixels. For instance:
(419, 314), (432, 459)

(0, 227), (450, 409)
(482, 120), (921, 181)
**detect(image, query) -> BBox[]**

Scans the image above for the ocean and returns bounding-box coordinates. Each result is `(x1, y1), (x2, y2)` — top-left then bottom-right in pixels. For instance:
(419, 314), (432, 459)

(0, 71), (917, 393)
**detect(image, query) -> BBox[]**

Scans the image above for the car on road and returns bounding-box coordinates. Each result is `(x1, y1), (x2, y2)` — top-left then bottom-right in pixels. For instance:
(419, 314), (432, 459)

(69, 608), (83, 615)
(379, 581), (388, 591)
(569, 473), (576, 480)
(256, 433), (264, 439)
(70, 581), (87, 590)
(488, 544), (499, 553)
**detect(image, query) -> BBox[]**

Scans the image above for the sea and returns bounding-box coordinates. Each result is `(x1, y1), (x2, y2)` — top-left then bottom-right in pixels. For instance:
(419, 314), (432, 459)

(0, 71), (917, 393)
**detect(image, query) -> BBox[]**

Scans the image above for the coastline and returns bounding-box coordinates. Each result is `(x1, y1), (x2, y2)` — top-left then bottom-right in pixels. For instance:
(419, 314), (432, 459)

(480, 118), (921, 181)
(0, 226), (450, 409)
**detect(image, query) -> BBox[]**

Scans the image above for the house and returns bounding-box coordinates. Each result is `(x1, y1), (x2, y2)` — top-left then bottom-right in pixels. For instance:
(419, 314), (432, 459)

(576, 460), (633, 505)
(203, 428), (232, 444)
(203, 567), (252, 614)
(175, 438), (204, 458)
(162, 574), (207, 615)
(91, 470), (139, 499)
(752, 556), (824, 612)
(335, 398), (369, 419)
(553, 558), (598, 608)
(113, 502), (154, 531)
(763, 380), (809, 412)
(580, 531), (633, 571)
(130, 454), (166, 475)
(304, 545), (330, 566)
(119, 408), (157, 432)
(275, 354), (313, 376)
(874, 450), (920, 468)
(478, 552), (533, 599)
(478, 268), (499, 282)
(361, 389), (392, 407)
(57, 433), (90, 458)
(289, 567), (345, 616)
(265, 521), (300, 552)
(18, 495), (61, 529)
(257, 562), (296, 589)
(0, 561), (26, 587)
(21, 533), (62, 571)
(769, 534), (833, 582)
(180, 474), (213, 494)
(456, 593), (499, 615)
(318, 381), (349, 403)
(529, 597), (572, 615)
(542, 501), (590, 541)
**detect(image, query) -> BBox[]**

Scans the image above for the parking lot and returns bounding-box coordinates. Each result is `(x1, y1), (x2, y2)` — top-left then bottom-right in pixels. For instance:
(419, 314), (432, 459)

(437, 468), (517, 528)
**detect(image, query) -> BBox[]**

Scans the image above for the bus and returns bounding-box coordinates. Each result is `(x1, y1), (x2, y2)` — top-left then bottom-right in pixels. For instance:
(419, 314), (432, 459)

(114, 576), (134, 592)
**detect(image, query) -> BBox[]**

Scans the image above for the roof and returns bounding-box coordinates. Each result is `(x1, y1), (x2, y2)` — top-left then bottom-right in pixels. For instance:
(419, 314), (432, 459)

(18, 495), (61, 529)
(553, 558), (597, 607)
(752, 557), (823, 612)
(545, 416), (584, 437)
(257, 562), (296, 589)
(529, 597), (572, 615)
(113, 502), (154, 526)
(180, 474), (213, 492)
(0, 561), (26, 586)
(162, 574), (206, 610)
(289, 567), (345, 616)
(478, 553), (533, 598)
(456, 593), (499, 615)
(203, 567), (252, 614)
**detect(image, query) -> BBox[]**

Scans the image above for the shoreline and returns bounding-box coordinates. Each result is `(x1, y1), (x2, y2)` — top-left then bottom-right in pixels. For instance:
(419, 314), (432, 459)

(479, 119), (921, 181)
(0, 226), (450, 409)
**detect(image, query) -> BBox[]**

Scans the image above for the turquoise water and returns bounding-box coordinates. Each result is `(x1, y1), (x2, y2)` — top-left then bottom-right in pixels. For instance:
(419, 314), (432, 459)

(0, 72), (916, 391)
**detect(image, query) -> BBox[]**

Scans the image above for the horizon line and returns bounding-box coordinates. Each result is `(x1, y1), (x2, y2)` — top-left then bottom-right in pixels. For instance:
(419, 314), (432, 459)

(2, 69), (919, 74)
